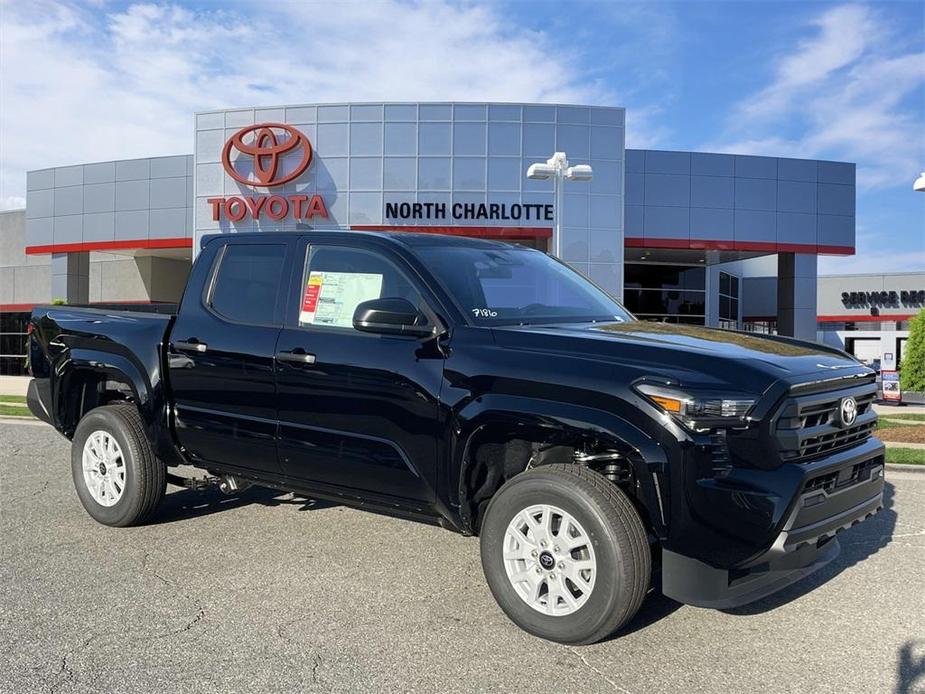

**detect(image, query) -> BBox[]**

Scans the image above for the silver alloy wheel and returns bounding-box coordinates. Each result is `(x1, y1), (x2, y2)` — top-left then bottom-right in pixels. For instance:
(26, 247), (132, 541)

(502, 503), (597, 616)
(81, 430), (126, 507)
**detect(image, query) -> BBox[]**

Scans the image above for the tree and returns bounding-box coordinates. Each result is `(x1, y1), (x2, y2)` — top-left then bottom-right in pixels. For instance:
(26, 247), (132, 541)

(900, 308), (925, 393)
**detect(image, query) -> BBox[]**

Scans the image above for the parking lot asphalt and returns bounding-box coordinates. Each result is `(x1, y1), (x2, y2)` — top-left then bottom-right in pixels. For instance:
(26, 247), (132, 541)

(2, 419), (923, 694)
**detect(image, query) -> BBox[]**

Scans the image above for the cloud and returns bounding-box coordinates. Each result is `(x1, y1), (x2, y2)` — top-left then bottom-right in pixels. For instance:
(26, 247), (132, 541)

(1, 196), (27, 210)
(818, 249), (925, 275)
(710, 4), (925, 190)
(0, 0), (613, 209)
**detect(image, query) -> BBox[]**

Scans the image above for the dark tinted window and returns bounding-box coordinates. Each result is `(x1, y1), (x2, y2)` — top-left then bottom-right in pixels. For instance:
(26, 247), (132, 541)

(624, 264), (705, 291)
(624, 290), (706, 316)
(210, 244), (287, 324)
(718, 271), (740, 322)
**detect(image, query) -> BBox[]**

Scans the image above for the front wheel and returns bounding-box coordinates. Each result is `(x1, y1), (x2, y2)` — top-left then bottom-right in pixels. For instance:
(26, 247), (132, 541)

(71, 404), (165, 527)
(479, 464), (650, 645)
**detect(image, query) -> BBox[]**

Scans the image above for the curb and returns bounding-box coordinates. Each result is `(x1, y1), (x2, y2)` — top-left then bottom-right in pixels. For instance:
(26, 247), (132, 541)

(885, 463), (925, 474)
(0, 415), (45, 426)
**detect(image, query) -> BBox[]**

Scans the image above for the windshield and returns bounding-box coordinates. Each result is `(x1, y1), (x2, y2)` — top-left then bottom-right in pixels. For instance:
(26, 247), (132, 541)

(412, 244), (634, 326)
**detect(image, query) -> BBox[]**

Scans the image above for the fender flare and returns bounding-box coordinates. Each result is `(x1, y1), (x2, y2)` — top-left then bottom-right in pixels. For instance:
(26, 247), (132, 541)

(53, 348), (157, 437)
(450, 394), (670, 535)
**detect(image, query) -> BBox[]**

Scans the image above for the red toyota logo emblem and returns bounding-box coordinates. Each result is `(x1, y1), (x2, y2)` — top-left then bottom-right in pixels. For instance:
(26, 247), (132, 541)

(221, 123), (313, 187)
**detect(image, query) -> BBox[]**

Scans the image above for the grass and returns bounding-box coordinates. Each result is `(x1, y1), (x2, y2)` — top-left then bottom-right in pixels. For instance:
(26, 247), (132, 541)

(885, 448), (925, 465)
(875, 413), (925, 431)
(0, 395), (26, 404)
(876, 419), (906, 430)
(879, 413), (925, 423)
(0, 404), (32, 417)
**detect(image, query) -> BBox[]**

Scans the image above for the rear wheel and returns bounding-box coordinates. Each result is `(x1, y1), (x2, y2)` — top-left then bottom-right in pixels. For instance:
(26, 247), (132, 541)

(479, 464), (650, 644)
(71, 404), (165, 527)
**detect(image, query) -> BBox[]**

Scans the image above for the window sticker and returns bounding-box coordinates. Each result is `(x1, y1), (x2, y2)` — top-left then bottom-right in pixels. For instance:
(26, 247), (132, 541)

(299, 271), (383, 328)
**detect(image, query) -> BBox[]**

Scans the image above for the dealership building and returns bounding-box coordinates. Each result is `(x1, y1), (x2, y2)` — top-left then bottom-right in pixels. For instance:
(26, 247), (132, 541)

(2, 101), (922, 375)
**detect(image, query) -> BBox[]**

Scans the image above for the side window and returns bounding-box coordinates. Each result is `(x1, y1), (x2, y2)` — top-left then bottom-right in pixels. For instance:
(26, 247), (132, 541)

(298, 246), (422, 329)
(209, 244), (287, 324)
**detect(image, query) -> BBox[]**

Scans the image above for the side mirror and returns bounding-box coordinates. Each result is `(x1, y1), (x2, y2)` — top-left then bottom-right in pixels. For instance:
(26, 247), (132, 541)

(353, 297), (436, 338)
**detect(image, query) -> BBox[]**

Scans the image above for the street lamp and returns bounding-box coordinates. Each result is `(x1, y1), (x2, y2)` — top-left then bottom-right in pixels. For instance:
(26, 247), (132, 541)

(526, 152), (593, 258)
(914, 172), (925, 192)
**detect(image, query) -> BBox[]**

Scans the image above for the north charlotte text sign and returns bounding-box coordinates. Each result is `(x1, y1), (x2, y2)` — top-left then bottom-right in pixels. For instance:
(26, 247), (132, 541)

(385, 201), (554, 223)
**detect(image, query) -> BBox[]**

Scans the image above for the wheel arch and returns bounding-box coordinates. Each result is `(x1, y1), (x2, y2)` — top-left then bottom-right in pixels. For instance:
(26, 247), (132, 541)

(52, 349), (171, 458)
(450, 394), (669, 537)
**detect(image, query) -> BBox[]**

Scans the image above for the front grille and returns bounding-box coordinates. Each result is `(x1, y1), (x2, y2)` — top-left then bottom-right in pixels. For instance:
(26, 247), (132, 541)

(774, 375), (878, 464)
(799, 421), (877, 460)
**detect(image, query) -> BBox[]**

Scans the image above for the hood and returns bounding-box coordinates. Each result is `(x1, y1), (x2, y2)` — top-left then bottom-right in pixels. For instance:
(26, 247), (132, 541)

(491, 320), (868, 394)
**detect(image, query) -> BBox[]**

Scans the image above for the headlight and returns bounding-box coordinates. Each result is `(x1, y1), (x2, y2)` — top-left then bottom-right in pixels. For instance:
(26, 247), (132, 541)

(636, 382), (756, 431)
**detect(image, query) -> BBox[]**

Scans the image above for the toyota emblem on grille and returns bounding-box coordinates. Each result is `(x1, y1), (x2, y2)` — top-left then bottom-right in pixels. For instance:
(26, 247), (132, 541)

(839, 396), (858, 427)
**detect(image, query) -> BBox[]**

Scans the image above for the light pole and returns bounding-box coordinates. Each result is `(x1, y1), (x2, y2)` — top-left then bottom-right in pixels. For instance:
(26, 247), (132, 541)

(526, 152), (592, 258)
(914, 172), (925, 192)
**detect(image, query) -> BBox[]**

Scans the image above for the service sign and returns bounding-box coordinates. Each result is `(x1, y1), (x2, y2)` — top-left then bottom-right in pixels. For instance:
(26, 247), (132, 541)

(207, 123), (328, 222)
(881, 371), (902, 402)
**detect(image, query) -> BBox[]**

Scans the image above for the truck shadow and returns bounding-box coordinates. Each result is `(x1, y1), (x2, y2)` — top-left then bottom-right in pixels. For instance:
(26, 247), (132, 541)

(151, 485), (338, 525)
(614, 578), (684, 638)
(896, 640), (925, 694)
(720, 479), (897, 616)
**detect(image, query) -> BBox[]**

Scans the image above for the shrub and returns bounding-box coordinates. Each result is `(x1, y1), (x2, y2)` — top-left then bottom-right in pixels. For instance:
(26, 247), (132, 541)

(900, 308), (925, 393)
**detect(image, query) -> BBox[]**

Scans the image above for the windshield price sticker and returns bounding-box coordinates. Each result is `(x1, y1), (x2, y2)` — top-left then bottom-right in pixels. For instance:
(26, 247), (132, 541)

(300, 271), (383, 328)
(473, 308), (499, 318)
(300, 273), (324, 317)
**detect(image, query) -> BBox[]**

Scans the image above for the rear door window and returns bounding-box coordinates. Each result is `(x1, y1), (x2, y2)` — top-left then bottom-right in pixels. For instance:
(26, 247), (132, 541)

(209, 243), (287, 324)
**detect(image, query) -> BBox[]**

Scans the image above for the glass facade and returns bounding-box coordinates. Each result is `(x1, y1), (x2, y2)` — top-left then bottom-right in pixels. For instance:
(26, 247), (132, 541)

(718, 271), (740, 329)
(623, 263), (706, 324)
(0, 312), (29, 375)
(742, 319), (777, 334)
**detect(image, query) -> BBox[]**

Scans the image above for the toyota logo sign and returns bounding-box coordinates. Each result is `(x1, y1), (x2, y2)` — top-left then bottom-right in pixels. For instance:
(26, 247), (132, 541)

(208, 122), (328, 223)
(221, 123), (313, 187)
(839, 396), (858, 428)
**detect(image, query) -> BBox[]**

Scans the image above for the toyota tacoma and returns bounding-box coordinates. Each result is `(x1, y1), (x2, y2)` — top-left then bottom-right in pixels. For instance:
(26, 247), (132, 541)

(26, 231), (884, 644)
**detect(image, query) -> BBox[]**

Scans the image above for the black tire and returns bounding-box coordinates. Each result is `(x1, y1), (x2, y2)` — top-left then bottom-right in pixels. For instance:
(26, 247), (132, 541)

(71, 404), (166, 527)
(479, 464), (650, 645)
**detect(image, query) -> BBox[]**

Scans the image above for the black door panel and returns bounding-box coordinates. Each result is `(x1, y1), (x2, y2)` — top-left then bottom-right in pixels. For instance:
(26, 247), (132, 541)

(276, 240), (446, 502)
(276, 331), (442, 500)
(169, 240), (292, 475)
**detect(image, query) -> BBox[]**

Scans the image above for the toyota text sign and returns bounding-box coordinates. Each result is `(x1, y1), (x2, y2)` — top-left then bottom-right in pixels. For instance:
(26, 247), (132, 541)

(207, 123), (328, 222)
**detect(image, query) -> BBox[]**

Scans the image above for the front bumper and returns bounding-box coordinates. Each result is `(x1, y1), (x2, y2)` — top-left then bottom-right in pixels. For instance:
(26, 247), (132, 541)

(662, 438), (884, 609)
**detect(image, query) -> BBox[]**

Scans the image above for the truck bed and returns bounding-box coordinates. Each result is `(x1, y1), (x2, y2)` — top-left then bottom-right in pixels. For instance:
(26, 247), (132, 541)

(28, 305), (177, 454)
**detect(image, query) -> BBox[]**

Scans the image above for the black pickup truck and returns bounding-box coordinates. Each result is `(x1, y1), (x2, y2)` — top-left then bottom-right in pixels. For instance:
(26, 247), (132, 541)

(27, 231), (884, 644)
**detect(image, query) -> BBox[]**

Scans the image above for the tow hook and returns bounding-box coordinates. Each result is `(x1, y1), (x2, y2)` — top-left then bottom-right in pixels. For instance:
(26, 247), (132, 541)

(218, 475), (252, 495)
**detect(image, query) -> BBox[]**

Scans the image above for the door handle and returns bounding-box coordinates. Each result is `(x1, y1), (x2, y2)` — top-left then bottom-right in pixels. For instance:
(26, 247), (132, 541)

(174, 339), (208, 353)
(276, 349), (316, 365)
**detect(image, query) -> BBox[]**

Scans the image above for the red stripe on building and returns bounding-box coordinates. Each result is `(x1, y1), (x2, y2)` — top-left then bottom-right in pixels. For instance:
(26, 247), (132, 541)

(24, 237), (193, 255)
(624, 237), (854, 255)
(817, 314), (916, 323)
(350, 225), (552, 239)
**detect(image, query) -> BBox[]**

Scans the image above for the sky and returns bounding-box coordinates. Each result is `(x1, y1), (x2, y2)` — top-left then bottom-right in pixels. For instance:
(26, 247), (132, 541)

(1, 0), (922, 274)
